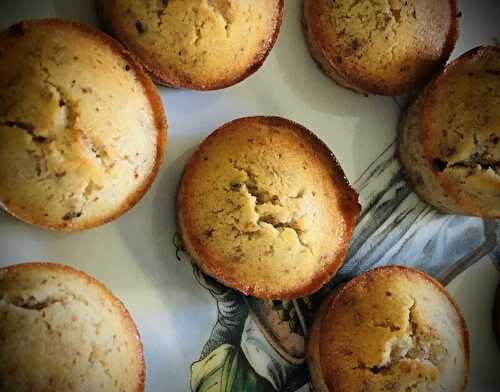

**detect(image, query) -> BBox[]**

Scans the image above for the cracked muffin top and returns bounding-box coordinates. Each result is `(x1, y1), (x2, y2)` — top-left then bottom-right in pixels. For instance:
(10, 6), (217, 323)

(419, 46), (500, 217)
(308, 266), (469, 392)
(302, 0), (459, 95)
(177, 116), (360, 299)
(0, 19), (166, 231)
(99, 0), (284, 90)
(0, 262), (144, 391)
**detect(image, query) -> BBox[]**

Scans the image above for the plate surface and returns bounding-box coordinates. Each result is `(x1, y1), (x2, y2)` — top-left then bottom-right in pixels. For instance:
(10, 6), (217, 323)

(447, 257), (500, 392)
(0, 1), (499, 391)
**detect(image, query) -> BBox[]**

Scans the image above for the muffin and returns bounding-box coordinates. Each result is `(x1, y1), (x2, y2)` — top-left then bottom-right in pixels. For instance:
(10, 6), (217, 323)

(308, 266), (469, 392)
(98, 0), (284, 90)
(0, 262), (144, 391)
(302, 0), (459, 95)
(0, 19), (167, 231)
(177, 116), (360, 299)
(399, 46), (500, 218)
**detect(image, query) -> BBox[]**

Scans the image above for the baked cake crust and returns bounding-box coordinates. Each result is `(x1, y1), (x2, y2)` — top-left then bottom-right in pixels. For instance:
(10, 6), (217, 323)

(178, 116), (360, 299)
(0, 19), (167, 231)
(99, 0), (284, 90)
(308, 266), (469, 392)
(302, 0), (459, 95)
(399, 46), (500, 218)
(0, 262), (145, 391)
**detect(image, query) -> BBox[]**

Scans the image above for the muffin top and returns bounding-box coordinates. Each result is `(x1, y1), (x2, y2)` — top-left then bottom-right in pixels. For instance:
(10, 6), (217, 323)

(0, 262), (144, 392)
(304, 0), (458, 95)
(100, 0), (283, 90)
(0, 19), (166, 231)
(311, 266), (468, 392)
(420, 46), (500, 218)
(178, 117), (360, 299)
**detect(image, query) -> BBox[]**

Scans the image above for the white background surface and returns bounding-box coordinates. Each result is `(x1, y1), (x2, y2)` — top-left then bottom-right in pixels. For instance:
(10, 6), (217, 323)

(448, 258), (500, 392)
(0, 1), (499, 390)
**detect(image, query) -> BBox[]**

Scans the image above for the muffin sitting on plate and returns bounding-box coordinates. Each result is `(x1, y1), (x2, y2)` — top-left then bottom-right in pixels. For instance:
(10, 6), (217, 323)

(0, 262), (144, 391)
(308, 266), (469, 392)
(302, 0), (459, 95)
(0, 19), (166, 231)
(399, 46), (500, 218)
(177, 116), (360, 299)
(98, 0), (284, 90)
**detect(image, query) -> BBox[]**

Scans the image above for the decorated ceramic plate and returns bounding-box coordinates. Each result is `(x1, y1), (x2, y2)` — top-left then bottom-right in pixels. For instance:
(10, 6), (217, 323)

(0, 0), (498, 391)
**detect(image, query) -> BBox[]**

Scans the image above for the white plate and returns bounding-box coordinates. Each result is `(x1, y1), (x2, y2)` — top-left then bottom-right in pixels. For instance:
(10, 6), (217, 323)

(447, 258), (500, 392)
(0, 1), (499, 391)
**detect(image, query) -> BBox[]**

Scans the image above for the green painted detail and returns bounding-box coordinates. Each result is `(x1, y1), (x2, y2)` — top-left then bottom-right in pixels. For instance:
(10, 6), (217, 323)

(191, 344), (274, 392)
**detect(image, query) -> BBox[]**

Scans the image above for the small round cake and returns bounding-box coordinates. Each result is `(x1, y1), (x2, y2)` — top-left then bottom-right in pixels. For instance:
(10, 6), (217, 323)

(0, 19), (166, 231)
(308, 266), (469, 392)
(177, 116), (360, 299)
(399, 46), (500, 218)
(302, 0), (459, 95)
(0, 262), (144, 391)
(98, 0), (284, 90)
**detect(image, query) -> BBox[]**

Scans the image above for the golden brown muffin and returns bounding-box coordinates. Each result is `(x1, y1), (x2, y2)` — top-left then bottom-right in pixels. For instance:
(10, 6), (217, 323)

(0, 262), (144, 392)
(399, 46), (500, 218)
(0, 19), (167, 231)
(177, 116), (360, 299)
(308, 266), (469, 392)
(302, 0), (459, 95)
(98, 0), (284, 90)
